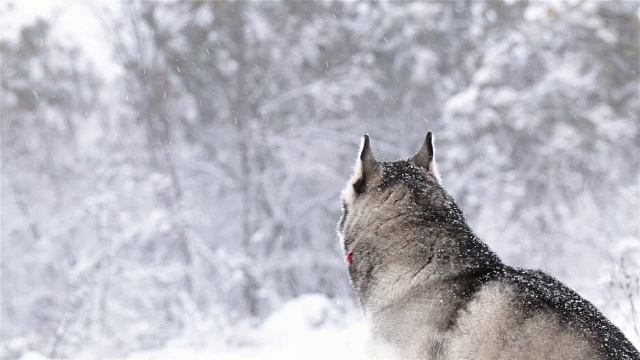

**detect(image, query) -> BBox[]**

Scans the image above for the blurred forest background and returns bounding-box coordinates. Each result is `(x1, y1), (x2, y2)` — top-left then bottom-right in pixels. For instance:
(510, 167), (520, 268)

(1, 1), (639, 358)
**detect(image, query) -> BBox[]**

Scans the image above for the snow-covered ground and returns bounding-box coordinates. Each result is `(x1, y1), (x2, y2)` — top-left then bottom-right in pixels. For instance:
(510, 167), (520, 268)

(18, 295), (369, 360)
(120, 322), (368, 360)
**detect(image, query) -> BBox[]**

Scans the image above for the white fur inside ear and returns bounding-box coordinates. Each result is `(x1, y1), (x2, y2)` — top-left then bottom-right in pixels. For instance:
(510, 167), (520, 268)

(428, 133), (441, 184)
(429, 159), (441, 184)
(341, 136), (368, 206)
(341, 155), (363, 207)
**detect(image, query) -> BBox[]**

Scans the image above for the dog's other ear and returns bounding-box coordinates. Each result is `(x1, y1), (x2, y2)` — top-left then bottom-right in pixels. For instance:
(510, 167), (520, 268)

(353, 134), (379, 194)
(411, 131), (441, 183)
(343, 135), (379, 204)
(359, 134), (377, 173)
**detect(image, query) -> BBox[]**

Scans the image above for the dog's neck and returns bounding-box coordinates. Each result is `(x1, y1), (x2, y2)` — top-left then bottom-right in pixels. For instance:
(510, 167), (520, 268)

(348, 220), (503, 316)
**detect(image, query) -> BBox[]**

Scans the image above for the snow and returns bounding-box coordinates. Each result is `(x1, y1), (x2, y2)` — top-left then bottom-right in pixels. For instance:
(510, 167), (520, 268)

(19, 295), (369, 360)
(120, 319), (367, 360)
(2, 0), (638, 358)
(19, 352), (50, 360)
(3, 0), (120, 79)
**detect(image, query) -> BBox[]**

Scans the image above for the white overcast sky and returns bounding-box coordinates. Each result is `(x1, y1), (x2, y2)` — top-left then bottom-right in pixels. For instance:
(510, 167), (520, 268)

(3, 0), (120, 77)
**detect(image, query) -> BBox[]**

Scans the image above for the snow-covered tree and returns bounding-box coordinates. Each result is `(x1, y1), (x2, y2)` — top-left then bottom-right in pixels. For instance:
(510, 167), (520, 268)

(2, 1), (638, 357)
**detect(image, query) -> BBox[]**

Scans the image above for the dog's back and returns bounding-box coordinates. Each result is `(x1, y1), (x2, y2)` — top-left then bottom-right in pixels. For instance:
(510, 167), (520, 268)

(446, 268), (636, 360)
(368, 267), (637, 359)
(338, 133), (639, 360)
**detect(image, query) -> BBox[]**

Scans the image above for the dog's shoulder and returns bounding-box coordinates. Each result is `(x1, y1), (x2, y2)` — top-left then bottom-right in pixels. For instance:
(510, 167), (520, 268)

(500, 267), (640, 359)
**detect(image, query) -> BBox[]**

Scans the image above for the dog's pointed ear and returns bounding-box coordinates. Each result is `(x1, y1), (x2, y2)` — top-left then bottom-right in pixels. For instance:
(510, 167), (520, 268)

(343, 134), (379, 202)
(358, 134), (377, 175)
(411, 131), (441, 183)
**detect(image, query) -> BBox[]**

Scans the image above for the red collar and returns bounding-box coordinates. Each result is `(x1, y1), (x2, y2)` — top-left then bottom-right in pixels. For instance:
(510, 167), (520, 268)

(345, 252), (353, 264)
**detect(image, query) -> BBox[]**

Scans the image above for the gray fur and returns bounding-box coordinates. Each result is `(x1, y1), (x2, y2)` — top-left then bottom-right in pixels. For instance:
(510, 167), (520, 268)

(338, 133), (639, 360)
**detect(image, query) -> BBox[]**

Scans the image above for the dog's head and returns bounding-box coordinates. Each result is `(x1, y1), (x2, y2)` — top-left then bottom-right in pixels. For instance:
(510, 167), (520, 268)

(338, 132), (449, 257)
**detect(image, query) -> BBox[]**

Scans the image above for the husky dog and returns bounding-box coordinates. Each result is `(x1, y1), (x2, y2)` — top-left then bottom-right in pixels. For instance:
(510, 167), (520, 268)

(338, 133), (639, 360)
